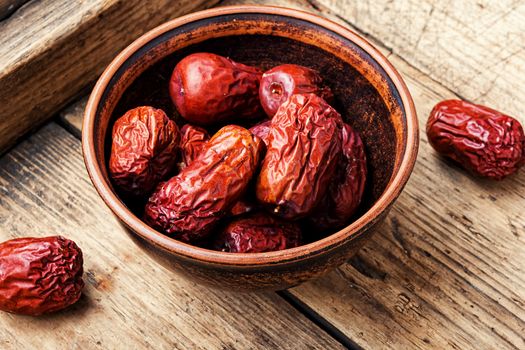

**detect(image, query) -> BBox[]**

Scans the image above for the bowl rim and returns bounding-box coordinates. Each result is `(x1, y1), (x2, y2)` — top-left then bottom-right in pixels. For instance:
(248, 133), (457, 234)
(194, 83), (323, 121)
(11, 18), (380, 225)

(82, 4), (419, 266)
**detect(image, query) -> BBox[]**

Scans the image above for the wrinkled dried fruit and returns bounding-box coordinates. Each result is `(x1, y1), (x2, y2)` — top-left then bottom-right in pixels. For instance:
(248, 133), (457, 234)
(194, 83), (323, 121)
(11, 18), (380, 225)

(213, 213), (301, 253)
(0, 236), (84, 316)
(144, 125), (263, 242)
(109, 106), (180, 197)
(178, 124), (260, 219)
(310, 123), (367, 230)
(249, 119), (271, 147)
(170, 53), (263, 125)
(427, 100), (525, 179)
(256, 93), (343, 220)
(259, 64), (333, 117)
(179, 124), (210, 169)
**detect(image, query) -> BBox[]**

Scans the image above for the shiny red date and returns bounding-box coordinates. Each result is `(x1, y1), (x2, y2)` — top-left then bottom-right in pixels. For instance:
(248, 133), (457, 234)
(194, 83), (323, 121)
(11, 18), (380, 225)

(310, 123), (367, 230)
(249, 119), (271, 147)
(179, 124), (209, 169)
(170, 53), (263, 125)
(256, 93), (343, 220)
(213, 213), (301, 253)
(427, 100), (525, 179)
(109, 106), (180, 197)
(144, 125), (263, 242)
(0, 236), (84, 316)
(259, 64), (333, 117)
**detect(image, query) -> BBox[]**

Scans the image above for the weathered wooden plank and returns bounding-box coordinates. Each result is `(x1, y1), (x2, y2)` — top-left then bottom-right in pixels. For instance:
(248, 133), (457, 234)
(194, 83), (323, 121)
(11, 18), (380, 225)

(0, 0), (220, 154)
(222, 0), (319, 10)
(310, 0), (525, 119)
(0, 123), (343, 350)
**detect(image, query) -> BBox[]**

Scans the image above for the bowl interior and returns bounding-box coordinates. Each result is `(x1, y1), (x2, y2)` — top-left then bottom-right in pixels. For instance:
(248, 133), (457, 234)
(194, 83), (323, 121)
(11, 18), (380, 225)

(89, 9), (409, 253)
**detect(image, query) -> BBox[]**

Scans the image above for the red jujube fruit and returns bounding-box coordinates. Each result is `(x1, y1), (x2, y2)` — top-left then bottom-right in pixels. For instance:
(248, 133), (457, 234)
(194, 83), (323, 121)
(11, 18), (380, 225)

(170, 53), (263, 125)
(109, 106), (180, 197)
(249, 119), (272, 147)
(229, 198), (258, 217)
(259, 64), (333, 117)
(310, 123), (367, 230)
(179, 124), (209, 169)
(256, 93), (343, 220)
(213, 213), (301, 253)
(144, 125), (263, 243)
(427, 100), (525, 179)
(0, 236), (84, 316)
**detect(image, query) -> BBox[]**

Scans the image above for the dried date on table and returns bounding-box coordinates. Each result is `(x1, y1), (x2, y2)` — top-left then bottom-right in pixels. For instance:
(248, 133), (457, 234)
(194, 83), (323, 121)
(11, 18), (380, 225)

(256, 93), (343, 220)
(170, 53), (263, 125)
(0, 236), (84, 316)
(144, 125), (263, 243)
(427, 100), (525, 179)
(109, 106), (180, 197)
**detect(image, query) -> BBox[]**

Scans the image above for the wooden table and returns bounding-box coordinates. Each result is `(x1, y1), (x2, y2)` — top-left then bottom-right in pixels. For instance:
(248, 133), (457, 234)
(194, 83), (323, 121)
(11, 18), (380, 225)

(1, 0), (524, 349)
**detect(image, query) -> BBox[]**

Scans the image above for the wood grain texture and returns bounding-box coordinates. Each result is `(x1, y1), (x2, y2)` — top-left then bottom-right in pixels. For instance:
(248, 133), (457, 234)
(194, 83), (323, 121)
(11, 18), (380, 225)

(311, 0), (525, 119)
(0, 123), (343, 350)
(0, 0), (220, 154)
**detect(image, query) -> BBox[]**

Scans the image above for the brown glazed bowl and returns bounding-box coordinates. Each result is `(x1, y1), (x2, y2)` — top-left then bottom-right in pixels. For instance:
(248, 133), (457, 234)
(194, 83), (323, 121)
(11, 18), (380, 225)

(82, 5), (418, 291)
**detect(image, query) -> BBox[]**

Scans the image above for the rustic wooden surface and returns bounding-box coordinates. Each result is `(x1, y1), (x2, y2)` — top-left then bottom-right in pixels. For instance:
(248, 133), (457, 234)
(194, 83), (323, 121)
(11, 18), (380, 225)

(2, 0), (525, 349)
(0, 0), (220, 154)
(311, 0), (525, 118)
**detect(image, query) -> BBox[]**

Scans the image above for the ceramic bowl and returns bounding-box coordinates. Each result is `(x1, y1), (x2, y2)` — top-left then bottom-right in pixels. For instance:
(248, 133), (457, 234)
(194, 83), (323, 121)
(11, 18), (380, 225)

(82, 5), (418, 291)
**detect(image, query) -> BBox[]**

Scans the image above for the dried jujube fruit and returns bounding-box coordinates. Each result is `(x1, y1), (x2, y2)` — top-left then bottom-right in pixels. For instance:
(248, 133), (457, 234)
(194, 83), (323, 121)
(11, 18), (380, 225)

(249, 119), (271, 147)
(213, 213), (301, 253)
(427, 100), (525, 179)
(179, 124), (258, 218)
(169, 53), (263, 125)
(144, 125), (263, 243)
(310, 123), (367, 230)
(259, 64), (333, 117)
(109, 106), (180, 197)
(0, 236), (84, 316)
(179, 124), (209, 169)
(256, 93), (343, 220)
